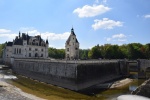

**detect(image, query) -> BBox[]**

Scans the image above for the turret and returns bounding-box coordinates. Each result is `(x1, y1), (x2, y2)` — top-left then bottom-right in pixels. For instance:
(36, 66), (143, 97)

(65, 28), (79, 60)
(46, 39), (49, 44)
(19, 31), (21, 38)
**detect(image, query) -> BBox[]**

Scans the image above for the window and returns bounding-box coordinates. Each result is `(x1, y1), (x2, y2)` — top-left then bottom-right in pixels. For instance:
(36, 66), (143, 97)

(14, 48), (16, 54)
(19, 48), (21, 54)
(41, 49), (43, 51)
(35, 48), (38, 51)
(17, 48), (18, 54)
(76, 48), (78, 50)
(67, 48), (69, 52)
(41, 54), (43, 57)
(29, 48), (31, 51)
(29, 53), (31, 57)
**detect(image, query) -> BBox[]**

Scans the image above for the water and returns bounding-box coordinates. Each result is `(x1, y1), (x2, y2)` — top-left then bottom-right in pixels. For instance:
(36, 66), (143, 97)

(0, 69), (145, 100)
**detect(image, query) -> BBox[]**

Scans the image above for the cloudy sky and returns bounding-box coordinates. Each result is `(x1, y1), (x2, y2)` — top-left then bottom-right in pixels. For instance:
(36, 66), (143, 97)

(0, 0), (150, 49)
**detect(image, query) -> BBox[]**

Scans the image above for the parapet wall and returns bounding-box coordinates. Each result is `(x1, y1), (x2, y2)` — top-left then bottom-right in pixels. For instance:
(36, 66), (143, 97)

(13, 59), (123, 90)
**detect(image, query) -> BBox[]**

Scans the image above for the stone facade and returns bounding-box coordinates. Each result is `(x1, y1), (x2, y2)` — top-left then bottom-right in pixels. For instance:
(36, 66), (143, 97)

(65, 28), (79, 60)
(13, 59), (122, 90)
(2, 32), (49, 64)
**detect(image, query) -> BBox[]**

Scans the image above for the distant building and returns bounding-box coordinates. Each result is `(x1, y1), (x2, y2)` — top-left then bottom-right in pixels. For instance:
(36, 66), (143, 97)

(2, 32), (49, 64)
(65, 28), (79, 60)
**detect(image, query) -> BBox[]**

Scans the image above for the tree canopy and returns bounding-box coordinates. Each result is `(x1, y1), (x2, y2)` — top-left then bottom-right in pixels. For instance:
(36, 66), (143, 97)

(0, 43), (150, 60)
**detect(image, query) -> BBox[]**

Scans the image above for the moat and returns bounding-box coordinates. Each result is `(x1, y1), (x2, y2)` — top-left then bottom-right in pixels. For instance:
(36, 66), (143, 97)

(0, 69), (145, 100)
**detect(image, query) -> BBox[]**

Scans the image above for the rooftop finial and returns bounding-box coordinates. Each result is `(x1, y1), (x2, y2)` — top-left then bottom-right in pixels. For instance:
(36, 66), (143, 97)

(19, 31), (21, 37)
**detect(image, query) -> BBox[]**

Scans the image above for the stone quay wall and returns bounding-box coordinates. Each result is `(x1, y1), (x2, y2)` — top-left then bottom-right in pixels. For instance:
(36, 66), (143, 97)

(12, 59), (124, 91)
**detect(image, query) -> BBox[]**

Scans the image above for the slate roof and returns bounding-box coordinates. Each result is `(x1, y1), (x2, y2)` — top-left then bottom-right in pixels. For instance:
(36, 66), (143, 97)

(66, 28), (79, 44)
(9, 32), (48, 46)
(6, 42), (13, 46)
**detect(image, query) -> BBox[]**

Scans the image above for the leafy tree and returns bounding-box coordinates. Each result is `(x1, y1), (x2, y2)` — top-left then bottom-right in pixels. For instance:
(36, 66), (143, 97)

(0, 43), (5, 58)
(48, 47), (65, 59)
(79, 49), (89, 59)
(145, 43), (150, 59)
(88, 45), (102, 59)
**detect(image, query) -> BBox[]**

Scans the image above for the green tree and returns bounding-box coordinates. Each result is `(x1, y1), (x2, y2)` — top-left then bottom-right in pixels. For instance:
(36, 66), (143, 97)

(79, 49), (89, 59)
(88, 45), (102, 59)
(0, 43), (5, 58)
(48, 47), (65, 59)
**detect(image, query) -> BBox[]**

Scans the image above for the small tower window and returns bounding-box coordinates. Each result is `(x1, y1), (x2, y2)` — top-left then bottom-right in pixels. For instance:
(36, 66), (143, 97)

(67, 48), (69, 51)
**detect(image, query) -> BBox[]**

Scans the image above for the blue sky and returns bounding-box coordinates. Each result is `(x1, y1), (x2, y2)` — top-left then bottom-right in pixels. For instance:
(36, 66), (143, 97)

(0, 0), (150, 49)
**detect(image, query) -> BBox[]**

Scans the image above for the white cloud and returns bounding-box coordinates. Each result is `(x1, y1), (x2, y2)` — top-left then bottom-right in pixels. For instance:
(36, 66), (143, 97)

(112, 34), (126, 39)
(41, 32), (70, 40)
(105, 33), (127, 42)
(19, 29), (70, 41)
(144, 14), (150, 18)
(92, 18), (123, 30)
(106, 38), (111, 41)
(73, 4), (111, 18)
(0, 28), (70, 48)
(0, 33), (17, 39)
(0, 29), (11, 33)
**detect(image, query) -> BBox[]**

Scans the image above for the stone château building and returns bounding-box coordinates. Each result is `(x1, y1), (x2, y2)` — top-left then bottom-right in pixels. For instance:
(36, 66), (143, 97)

(65, 28), (79, 60)
(2, 32), (49, 64)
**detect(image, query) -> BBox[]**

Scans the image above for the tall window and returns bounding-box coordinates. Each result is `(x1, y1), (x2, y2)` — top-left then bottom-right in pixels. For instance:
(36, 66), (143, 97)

(19, 48), (21, 54)
(35, 48), (38, 51)
(29, 53), (31, 57)
(41, 54), (43, 57)
(29, 48), (31, 51)
(17, 48), (18, 54)
(14, 48), (16, 54)
(67, 48), (69, 51)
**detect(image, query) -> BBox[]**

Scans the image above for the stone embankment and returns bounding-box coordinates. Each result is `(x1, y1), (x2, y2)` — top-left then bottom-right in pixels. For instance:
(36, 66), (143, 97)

(132, 78), (150, 98)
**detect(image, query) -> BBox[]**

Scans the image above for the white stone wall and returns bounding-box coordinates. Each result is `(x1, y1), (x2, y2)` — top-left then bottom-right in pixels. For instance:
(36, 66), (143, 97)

(4, 40), (48, 64)
(65, 34), (79, 60)
(11, 45), (48, 58)
(3, 46), (12, 64)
